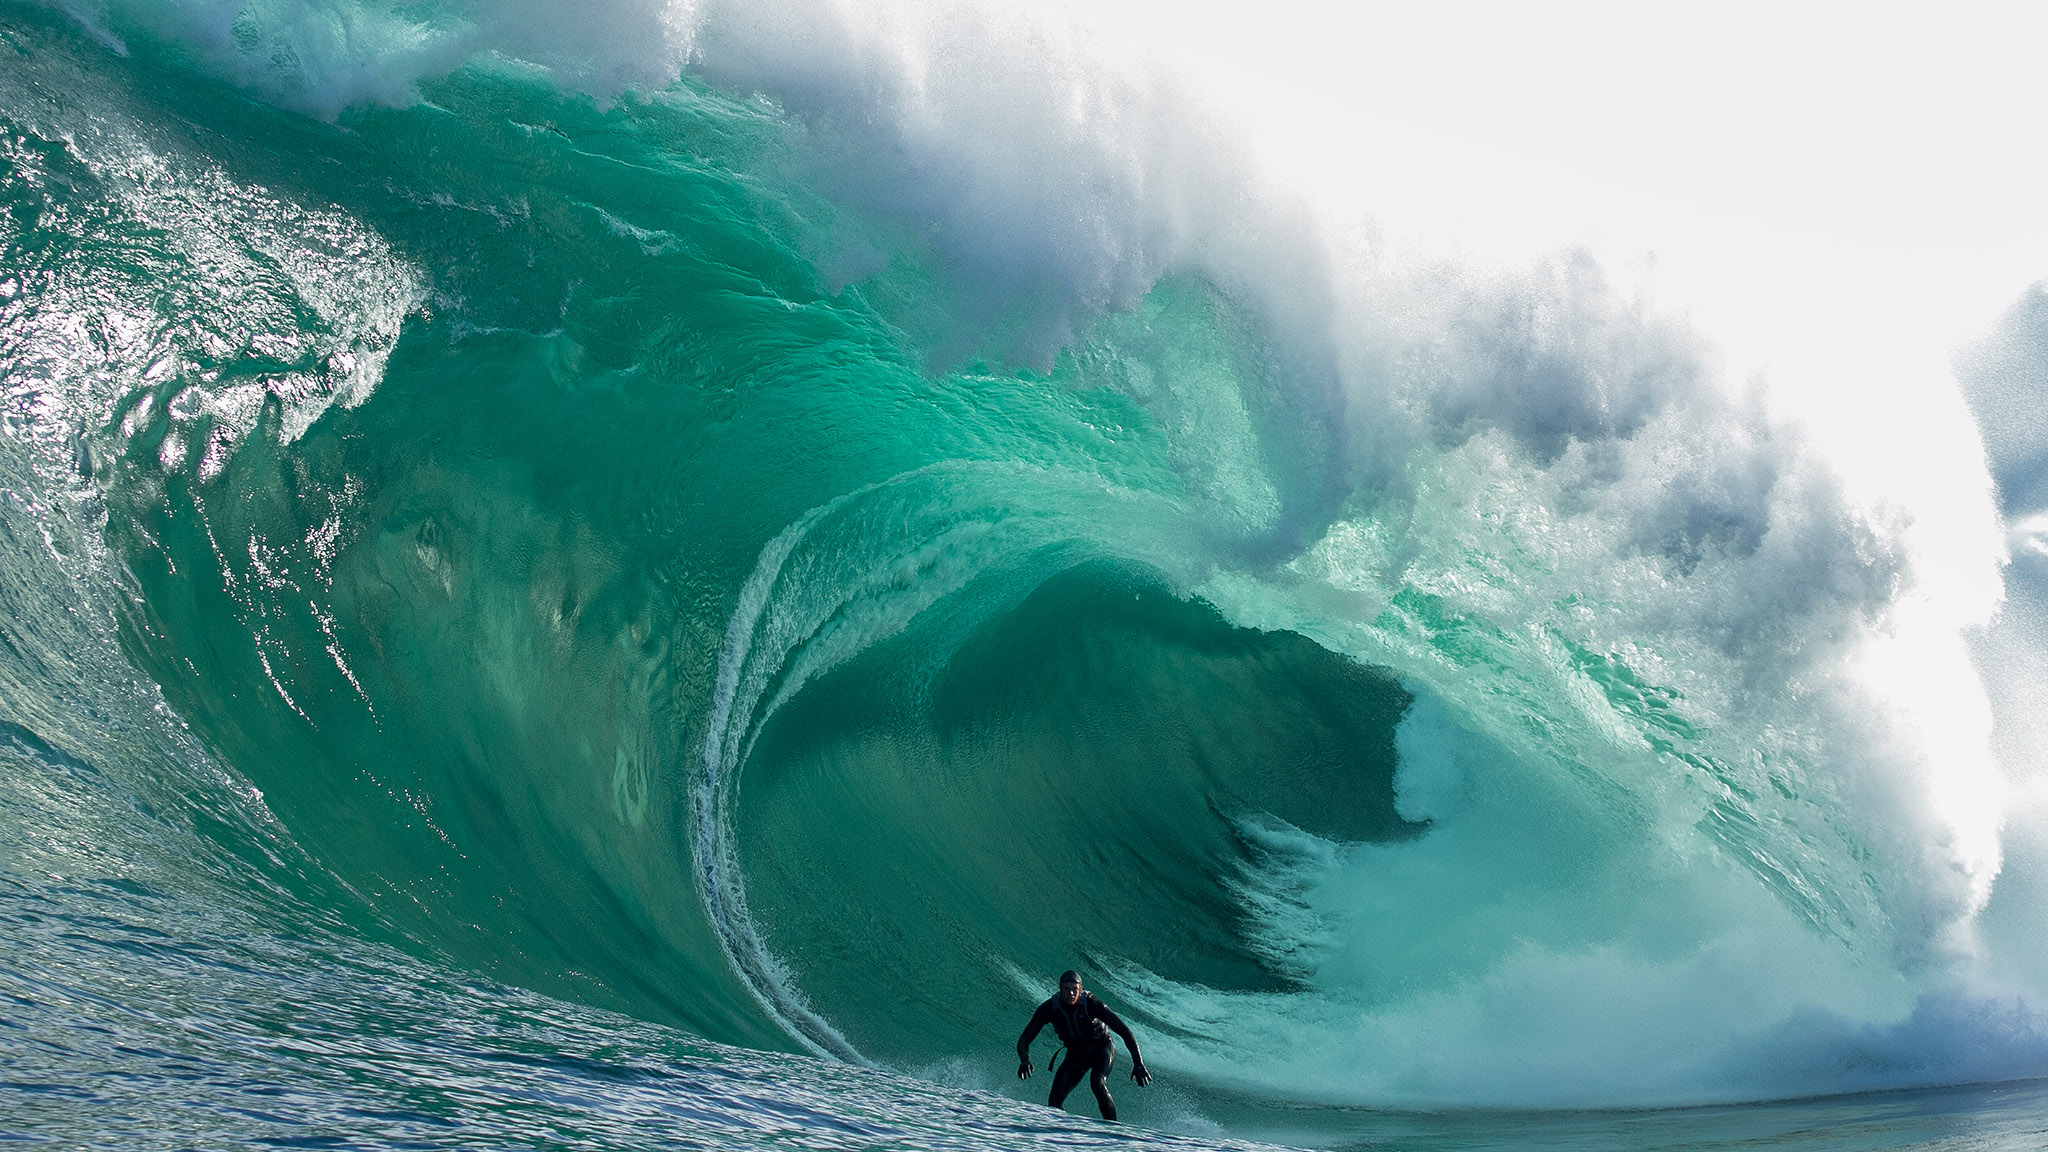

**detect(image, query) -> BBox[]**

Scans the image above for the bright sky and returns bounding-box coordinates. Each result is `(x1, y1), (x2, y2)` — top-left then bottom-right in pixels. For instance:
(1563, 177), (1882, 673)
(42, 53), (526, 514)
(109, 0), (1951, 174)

(1038, 0), (2044, 602)
(1062, 1), (2047, 349)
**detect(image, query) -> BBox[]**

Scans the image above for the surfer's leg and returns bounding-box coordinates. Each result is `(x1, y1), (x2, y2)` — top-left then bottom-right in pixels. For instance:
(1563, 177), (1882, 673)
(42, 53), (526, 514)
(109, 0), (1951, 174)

(1088, 1046), (1116, 1121)
(1047, 1053), (1087, 1109)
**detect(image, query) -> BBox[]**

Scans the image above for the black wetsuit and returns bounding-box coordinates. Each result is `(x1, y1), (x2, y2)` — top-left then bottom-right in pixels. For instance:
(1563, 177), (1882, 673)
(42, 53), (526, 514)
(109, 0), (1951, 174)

(1016, 992), (1142, 1120)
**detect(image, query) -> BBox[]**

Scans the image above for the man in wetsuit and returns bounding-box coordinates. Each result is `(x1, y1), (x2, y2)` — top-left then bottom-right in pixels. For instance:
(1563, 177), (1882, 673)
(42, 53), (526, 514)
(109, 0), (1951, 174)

(1016, 969), (1151, 1121)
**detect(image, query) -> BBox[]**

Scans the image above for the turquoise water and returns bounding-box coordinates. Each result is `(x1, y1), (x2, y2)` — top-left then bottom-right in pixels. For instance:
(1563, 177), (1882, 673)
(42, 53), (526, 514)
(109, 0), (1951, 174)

(8, 1), (2048, 1147)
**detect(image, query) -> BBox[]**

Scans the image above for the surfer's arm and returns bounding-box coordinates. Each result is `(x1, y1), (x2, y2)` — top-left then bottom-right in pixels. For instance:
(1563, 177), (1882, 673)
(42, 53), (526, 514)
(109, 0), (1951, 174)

(1094, 1000), (1142, 1065)
(1016, 1002), (1051, 1059)
(1094, 999), (1149, 1083)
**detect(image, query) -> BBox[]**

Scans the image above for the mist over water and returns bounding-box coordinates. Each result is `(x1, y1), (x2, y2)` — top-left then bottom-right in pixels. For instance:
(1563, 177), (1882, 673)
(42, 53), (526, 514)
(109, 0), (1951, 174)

(6, 0), (2048, 1142)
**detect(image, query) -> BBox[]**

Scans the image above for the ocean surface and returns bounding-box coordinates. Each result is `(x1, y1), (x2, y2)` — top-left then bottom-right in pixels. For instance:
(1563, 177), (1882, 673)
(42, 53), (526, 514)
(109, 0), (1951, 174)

(7, 2), (2048, 1148)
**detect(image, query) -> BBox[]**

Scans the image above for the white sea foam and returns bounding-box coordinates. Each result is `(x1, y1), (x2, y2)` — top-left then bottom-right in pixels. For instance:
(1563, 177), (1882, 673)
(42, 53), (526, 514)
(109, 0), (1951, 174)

(0, 35), (422, 493)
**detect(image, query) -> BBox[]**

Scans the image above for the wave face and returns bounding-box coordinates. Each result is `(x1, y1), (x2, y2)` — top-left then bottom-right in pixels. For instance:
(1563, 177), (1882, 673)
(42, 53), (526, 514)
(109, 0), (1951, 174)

(8, 0), (2048, 1133)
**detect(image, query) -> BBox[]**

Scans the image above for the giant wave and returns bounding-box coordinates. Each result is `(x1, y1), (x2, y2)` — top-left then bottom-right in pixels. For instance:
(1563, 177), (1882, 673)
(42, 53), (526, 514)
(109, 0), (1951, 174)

(7, 0), (2048, 1140)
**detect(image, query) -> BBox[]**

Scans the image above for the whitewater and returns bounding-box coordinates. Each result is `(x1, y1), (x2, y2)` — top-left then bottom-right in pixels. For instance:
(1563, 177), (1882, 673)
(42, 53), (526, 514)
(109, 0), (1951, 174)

(6, 1), (2048, 1148)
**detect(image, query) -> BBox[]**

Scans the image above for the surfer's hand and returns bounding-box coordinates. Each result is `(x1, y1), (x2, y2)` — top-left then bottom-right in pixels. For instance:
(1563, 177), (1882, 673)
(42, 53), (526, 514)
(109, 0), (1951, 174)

(1132, 1062), (1151, 1087)
(1017, 1059), (1032, 1080)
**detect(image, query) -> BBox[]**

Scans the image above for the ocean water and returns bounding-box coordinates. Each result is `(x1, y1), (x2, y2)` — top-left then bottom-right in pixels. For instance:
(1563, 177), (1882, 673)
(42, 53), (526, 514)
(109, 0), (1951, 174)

(7, 1), (2048, 1148)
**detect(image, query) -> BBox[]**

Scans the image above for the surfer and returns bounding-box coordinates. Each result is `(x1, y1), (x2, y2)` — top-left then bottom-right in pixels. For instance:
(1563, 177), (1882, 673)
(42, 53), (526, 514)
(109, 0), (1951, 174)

(1015, 970), (1151, 1121)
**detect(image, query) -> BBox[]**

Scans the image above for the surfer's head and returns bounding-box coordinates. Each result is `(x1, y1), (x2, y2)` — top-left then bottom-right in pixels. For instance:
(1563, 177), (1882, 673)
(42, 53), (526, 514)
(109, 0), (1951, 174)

(1058, 970), (1082, 1006)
